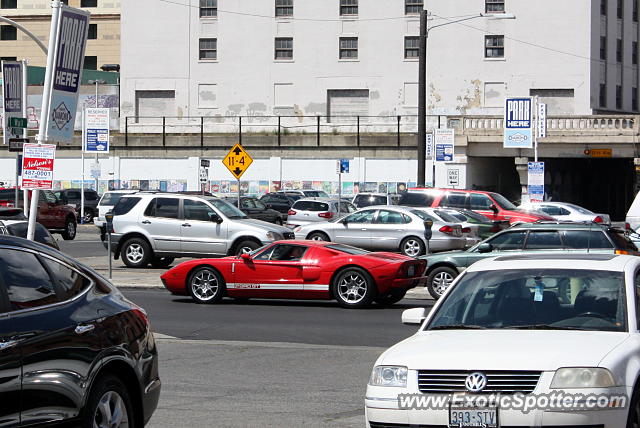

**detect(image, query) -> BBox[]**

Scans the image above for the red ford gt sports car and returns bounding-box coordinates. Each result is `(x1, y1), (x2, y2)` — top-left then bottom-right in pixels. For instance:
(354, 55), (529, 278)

(160, 240), (427, 308)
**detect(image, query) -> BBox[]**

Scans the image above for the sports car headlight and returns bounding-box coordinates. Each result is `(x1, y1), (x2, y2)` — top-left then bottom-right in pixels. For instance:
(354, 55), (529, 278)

(551, 368), (616, 389)
(369, 366), (408, 387)
(266, 231), (283, 241)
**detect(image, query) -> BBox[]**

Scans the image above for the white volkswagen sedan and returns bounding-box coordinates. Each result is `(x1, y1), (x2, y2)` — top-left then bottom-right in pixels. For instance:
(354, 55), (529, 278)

(366, 254), (640, 428)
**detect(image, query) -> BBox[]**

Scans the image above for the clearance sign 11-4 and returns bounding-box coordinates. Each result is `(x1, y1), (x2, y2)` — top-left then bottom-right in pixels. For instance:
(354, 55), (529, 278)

(504, 98), (533, 149)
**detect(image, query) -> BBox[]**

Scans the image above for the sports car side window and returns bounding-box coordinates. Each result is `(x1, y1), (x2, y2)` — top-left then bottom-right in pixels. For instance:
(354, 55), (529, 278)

(255, 244), (308, 261)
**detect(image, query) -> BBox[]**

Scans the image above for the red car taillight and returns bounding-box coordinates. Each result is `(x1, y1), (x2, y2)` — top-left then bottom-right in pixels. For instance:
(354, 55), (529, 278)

(318, 212), (334, 219)
(439, 225), (454, 234)
(288, 209), (297, 216)
(461, 227), (471, 234)
(594, 216), (603, 223)
(625, 222), (631, 231)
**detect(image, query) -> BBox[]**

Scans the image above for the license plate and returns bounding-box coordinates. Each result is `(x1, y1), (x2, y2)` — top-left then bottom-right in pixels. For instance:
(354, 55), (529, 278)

(449, 407), (498, 428)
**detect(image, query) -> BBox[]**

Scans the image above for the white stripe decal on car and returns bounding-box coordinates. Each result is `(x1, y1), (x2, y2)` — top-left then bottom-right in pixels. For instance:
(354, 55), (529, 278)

(226, 283), (329, 291)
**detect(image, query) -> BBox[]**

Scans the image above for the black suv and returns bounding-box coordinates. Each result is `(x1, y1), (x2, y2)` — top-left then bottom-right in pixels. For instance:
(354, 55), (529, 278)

(226, 196), (284, 224)
(259, 192), (302, 214)
(55, 188), (101, 223)
(0, 235), (160, 426)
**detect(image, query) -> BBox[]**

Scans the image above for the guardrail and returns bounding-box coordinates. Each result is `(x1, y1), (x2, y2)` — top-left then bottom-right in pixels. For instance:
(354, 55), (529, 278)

(456, 115), (638, 135)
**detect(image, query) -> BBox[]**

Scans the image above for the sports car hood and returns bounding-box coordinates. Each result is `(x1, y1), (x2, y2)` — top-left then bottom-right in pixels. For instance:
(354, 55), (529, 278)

(379, 330), (629, 371)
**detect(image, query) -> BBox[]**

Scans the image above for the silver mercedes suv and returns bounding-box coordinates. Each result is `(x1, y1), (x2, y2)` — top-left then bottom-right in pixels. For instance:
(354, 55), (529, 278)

(105, 192), (294, 268)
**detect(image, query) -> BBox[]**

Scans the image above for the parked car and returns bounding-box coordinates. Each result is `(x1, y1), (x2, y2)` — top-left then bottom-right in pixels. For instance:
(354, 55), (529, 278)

(225, 196), (284, 225)
(352, 193), (401, 208)
(293, 205), (464, 257)
(0, 188), (77, 240)
(438, 207), (510, 240)
(94, 190), (139, 240)
(54, 188), (101, 223)
(260, 192), (303, 214)
(276, 189), (330, 198)
(106, 192), (294, 268)
(0, 235), (160, 426)
(519, 201), (611, 224)
(399, 187), (554, 224)
(286, 198), (357, 228)
(414, 207), (482, 249)
(161, 240), (427, 308)
(626, 190), (640, 231)
(0, 207), (59, 250)
(420, 222), (638, 299)
(367, 254), (638, 427)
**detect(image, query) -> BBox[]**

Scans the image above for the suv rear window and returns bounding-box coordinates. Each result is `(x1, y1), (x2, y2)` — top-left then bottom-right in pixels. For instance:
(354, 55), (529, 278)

(292, 201), (330, 212)
(561, 230), (613, 249)
(399, 192), (436, 207)
(100, 192), (128, 206)
(113, 197), (142, 215)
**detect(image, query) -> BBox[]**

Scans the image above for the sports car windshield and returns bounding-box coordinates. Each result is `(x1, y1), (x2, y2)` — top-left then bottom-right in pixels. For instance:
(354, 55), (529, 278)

(325, 244), (370, 255)
(427, 269), (627, 332)
(208, 198), (248, 219)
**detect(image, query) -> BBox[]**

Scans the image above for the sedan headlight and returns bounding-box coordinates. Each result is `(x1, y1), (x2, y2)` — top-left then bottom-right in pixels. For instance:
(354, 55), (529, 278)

(369, 366), (408, 387)
(551, 368), (616, 389)
(266, 231), (283, 241)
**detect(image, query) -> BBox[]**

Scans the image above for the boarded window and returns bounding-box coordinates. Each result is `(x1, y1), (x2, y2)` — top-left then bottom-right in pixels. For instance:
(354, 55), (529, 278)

(135, 90), (176, 122)
(327, 89), (369, 123)
(198, 84), (218, 109)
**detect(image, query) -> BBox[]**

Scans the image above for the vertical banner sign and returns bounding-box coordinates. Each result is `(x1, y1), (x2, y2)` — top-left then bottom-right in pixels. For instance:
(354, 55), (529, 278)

(537, 102), (547, 139)
(528, 161), (545, 202)
(504, 98), (533, 148)
(83, 108), (110, 152)
(435, 128), (455, 162)
(426, 133), (434, 159)
(2, 61), (23, 145)
(47, 6), (90, 142)
(22, 143), (56, 190)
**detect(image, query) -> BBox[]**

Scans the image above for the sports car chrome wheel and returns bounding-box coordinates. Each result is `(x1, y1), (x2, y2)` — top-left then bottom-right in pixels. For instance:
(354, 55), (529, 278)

(333, 268), (375, 308)
(188, 267), (225, 304)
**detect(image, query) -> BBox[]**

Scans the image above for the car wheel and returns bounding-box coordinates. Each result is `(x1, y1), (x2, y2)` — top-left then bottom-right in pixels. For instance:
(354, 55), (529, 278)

(332, 267), (376, 309)
(61, 217), (77, 240)
(121, 238), (152, 268)
(374, 289), (407, 306)
(235, 240), (260, 255)
(151, 257), (175, 268)
(307, 232), (330, 242)
(82, 209), (94, 224)
(188, 266), (225, 304)
(82, 375), (135, 428)
(427, 266), (458, 300)
(400, 236), (425, 257)
(627, 385), (640, 428)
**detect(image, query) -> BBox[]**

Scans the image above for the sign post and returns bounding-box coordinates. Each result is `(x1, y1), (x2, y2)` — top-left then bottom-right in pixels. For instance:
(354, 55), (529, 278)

(337, 159), (349, 214)
(528, 161), (545, 203)
(222, 143), (253, 209)
(426, 133), (434, 186)
(200, 159), (210, 195)
(434, 129), (455, 186)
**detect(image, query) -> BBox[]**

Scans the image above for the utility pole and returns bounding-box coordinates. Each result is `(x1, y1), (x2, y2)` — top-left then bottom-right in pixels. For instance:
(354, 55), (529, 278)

(417, 9), (428, 187)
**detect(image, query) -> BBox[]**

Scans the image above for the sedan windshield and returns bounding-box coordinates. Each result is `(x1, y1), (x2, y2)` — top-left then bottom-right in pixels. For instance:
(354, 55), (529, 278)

(427, 269), (627, 332)
(208, 198), (248, 219)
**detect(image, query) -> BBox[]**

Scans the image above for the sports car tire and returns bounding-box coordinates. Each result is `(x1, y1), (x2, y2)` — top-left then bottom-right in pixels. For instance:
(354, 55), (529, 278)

(374, 289), (407, 306)
(188, 266), (225, 304)
(332, 267), (376, 309)
(427, 266), (457, 300)
(307, 232), (330, 242)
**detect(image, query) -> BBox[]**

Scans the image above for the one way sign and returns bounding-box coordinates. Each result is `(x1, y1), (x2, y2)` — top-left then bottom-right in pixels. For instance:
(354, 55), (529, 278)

(222, 143), (253, 180)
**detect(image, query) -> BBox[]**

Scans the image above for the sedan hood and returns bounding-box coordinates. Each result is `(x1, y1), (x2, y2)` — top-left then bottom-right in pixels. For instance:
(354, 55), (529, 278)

(380, 330), (629, 370)
(235, 218), (291, 234)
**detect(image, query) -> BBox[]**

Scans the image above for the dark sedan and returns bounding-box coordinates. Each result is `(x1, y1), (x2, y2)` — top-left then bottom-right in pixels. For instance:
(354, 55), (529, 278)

(0, 235), (160, 427)
(226, 196), (284, 224)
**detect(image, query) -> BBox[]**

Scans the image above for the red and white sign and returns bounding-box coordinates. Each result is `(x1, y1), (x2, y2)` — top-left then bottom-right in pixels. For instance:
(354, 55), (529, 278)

(21, 143), (56, 190)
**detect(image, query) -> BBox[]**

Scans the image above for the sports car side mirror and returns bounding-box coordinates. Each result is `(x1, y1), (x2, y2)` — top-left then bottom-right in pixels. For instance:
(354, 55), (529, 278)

(402, 308), (426, 325)
(241, 253), (252, 260)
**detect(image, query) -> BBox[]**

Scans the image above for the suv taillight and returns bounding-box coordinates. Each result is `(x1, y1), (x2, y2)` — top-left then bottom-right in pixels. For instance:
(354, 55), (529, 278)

(318, 212), (334, 219)
(594, 216), (603, 223)
(288, 209), (297, 216)
(439, 225), (454, 235)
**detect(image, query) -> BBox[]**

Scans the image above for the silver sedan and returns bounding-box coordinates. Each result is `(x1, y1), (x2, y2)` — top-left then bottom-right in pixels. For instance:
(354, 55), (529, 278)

(293, 205), (465, 257)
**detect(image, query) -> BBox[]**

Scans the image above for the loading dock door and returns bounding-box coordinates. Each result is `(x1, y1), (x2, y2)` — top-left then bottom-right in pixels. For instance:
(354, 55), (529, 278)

(327, 89), (369, 123)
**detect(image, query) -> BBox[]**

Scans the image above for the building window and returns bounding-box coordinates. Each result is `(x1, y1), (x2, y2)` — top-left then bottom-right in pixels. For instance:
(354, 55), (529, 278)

(199, 0), (217, 18)
(405, 0), (423, 15)
(275, 37), (293, 60)
(340, 0), (358, 16)
(88, 24), (97, 40)
(404, 36), (419, 59)
(485, 35), (504, 58)
(633, 88), (638, 111)
(199, 38), (217, 60)
(616, 38), (622, 62)
(634, 41), (638, 64)
(0, 25), (16, 40)
(600, 83), (607, 107)
(81, 0), (98, 7)
(0, 0), (17, 9)
(616, 85), (622, 109)
(485, 0), (505, 13)
(0, 56), (17, 61)
(601, 0), (607, 15)
(617, 0), (623, 19)
(600, 36), (607, 60)
(83, 56), (97, 70)
(275, 0), (293, 17)
(339, 37), (358, 59)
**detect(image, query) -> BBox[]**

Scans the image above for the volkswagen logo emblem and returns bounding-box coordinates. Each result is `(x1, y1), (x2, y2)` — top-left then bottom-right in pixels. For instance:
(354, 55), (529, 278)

(464, 372), (487, 393)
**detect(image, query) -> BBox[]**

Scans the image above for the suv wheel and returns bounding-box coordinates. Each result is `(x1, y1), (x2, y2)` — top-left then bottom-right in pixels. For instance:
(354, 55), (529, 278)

(121, 238), (152, 268)
(82, 209), (94, 224)
(151, 257), (175, 268)
(61, 217), (77, 240)
(82, 375), (135, 428)
(234, 240), (260, 255)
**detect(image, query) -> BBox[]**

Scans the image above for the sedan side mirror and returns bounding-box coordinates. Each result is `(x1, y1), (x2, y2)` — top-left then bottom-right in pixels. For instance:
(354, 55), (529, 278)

(489, 204), (499, 214)
(402, 308), (427, 325)
(209, 212), (223, 224)
(477, 243), (493, 253)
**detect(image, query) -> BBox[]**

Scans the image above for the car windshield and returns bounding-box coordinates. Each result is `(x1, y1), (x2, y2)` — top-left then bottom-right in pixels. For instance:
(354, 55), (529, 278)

(434, 210), (462, 223)
(490, 193), (516, 210)
(565, 203), (595, 215)
(325, 243), (370, 255)
(461, 210), (492, 223)
(305, 191), (329, 198)
(355, 195), (387, 207)
(427, 269), (627, 332)
(100, 192), (128, 206)
(410, 209), (433, 222)
(208, 198), (248, 219)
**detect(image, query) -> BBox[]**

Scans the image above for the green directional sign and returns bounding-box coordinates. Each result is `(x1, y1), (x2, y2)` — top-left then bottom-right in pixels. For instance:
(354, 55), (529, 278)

(8, 117), (27, 129)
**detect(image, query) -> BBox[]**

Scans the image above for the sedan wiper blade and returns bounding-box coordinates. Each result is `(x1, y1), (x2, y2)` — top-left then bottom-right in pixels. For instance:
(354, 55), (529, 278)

(429, 324), (487, 330)
(509, 324), (585, 330)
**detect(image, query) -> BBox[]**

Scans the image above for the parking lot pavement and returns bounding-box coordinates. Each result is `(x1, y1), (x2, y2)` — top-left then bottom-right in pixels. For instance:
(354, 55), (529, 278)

(151, 336), (382, 427)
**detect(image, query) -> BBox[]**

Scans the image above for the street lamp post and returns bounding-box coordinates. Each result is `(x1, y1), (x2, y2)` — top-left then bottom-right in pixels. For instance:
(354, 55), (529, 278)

(416, 10), (515, 187)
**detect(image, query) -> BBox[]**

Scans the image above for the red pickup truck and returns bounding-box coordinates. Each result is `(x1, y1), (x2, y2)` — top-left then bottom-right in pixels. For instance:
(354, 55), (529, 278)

(0, 188), (77, 240)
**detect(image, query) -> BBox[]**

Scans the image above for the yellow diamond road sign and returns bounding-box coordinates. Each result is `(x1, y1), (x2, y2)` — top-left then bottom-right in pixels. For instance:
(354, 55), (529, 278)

(223, 143), (253, 179)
